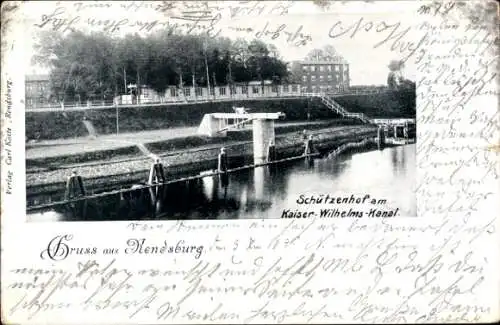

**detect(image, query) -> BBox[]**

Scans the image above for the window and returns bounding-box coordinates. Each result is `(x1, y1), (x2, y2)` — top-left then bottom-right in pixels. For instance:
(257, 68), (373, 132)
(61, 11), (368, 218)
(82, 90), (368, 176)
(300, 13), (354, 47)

(335, 65), (340, 72)
(319, 66), (324, 72)
(327, 65), (332, 72)
(195, 87), (203, 96)
(283, 85), (289, 92)
(319, 75), (324, 82)
(291, 85), (298, 92)
(252, 86), (259, 94)
(210, 87), (215, 96)
(328, 75), (333, 81)
(219, 87), (226, 95)
(302, 65), (308, 72)
(184, 88), (191, 96)
(336, 73), (341, 80)
(230, 86), (236, 95)
(242, 85), (248, 94)
(302, 76), (307, 82)
(314, 66), (319, 72)
(271, 85), (278, 93)
(311, 76), (316, 82)
(170, 88), (176, 97)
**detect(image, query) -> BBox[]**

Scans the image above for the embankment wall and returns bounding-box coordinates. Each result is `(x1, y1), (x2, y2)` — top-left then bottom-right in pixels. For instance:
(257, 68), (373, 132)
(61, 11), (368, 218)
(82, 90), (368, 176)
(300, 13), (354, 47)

(26, 90), (415, 140)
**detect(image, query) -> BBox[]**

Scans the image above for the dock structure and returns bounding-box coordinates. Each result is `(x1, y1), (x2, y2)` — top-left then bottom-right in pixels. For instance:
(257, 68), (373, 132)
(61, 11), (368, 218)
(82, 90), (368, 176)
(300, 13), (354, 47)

(198, 111), (285, 164)
(370, 118), (416, 144)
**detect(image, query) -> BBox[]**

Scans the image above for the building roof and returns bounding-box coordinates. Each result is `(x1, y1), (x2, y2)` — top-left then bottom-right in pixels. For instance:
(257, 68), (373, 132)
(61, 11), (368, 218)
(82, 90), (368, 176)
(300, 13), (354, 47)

(300, 58), (349, 64)
(26, 74), (50, 82)
(247, 80), (273, 85)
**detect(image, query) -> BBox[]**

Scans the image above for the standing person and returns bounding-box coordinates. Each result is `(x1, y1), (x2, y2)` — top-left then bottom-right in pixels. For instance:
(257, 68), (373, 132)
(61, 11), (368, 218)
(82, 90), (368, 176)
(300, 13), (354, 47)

(304, 134), (315, 155)
(218, 147), (228, 172)
(301, 129), (308, 141)
(267, 139), (276, 162)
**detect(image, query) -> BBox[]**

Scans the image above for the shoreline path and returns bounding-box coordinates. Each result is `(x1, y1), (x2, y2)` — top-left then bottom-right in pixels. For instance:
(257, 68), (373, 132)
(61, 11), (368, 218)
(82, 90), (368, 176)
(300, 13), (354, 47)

(26, 121), (329, 160)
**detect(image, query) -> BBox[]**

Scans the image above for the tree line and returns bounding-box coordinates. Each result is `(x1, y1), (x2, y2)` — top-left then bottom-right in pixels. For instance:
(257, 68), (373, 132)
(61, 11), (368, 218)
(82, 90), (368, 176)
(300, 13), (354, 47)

(33, 31), (290, 102)
(387, 59), (415, 92)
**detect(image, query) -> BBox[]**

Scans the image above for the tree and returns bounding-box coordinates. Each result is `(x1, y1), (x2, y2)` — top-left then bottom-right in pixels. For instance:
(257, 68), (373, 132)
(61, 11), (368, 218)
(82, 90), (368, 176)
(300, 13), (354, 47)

(305, 45), (344, 62)
(387, 59), (413, 91)
(322, 45), (339, 60)
(305, 48), (324, 61)
(32, 31), (290, 102)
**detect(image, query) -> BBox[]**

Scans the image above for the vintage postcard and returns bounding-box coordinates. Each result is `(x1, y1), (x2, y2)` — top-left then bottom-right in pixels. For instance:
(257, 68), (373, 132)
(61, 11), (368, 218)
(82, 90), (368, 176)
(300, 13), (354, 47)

(1, 0), (498, 324)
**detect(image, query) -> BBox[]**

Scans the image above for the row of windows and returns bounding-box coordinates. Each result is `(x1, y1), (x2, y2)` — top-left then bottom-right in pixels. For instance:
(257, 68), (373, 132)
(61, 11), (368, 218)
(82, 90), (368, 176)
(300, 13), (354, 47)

(308, 85), (348, 92)
(302, 64), (348, 72)
(26, 83), (48, 93)
(26, 98), (49, 106)
(302, 74), (346, 82)
(169, 85), (299, 97)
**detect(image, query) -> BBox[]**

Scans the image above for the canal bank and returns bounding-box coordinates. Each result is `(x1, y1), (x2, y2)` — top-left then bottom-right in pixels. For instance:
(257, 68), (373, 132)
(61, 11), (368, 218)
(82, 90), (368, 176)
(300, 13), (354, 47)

(28, 143), (417, 221)
(26, 123), (379, 204)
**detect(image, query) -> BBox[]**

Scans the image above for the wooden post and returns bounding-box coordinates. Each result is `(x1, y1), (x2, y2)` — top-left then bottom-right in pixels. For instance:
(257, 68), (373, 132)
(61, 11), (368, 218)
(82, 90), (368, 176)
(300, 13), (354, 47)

(148, 158), (166, 207)
(65, 170), (86, 200)
(148, 158), (166, 184)
(304, 135), (315, 166)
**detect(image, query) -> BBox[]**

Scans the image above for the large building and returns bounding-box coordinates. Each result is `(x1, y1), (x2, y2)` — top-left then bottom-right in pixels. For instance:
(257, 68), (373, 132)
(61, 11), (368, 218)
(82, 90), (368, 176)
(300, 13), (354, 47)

(25, 74), (51, 108)
(291, 55), (350, 93)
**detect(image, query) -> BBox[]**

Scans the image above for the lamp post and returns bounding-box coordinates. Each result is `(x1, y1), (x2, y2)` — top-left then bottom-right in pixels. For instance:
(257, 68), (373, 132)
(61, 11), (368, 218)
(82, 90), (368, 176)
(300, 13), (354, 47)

(115, 102), (119, 135)
(203, 40), (211, 99)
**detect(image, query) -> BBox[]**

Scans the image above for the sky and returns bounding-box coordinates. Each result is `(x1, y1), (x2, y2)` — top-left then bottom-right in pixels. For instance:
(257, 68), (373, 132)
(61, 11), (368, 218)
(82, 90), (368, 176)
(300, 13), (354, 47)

(19, 1), (420, 85)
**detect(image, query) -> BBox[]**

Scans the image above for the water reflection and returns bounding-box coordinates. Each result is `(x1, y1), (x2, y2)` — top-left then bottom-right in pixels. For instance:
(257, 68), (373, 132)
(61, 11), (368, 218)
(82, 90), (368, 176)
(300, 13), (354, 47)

(28, 144), (416, 221)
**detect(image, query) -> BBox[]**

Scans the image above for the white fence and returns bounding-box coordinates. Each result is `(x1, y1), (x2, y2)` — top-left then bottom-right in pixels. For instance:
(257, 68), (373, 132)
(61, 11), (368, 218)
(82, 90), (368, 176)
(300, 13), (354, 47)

(26, 84), (391, 112)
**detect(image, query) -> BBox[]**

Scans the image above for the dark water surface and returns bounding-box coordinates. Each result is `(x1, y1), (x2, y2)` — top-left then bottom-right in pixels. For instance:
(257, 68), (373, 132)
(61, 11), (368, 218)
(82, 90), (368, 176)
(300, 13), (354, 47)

(28, 144), (416, 222)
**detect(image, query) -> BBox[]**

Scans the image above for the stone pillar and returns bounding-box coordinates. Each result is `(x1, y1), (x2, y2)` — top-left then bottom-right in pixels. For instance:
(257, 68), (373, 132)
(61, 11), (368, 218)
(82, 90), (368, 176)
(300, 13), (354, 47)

(377, 126), (385, 150)
(253, 166), (266, 200)
(252, 119), (275, 164)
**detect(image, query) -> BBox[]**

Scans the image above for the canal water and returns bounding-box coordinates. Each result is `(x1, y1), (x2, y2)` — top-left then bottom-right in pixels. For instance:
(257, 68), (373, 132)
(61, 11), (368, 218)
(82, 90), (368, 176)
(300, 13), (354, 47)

(28, 144), (416, 222)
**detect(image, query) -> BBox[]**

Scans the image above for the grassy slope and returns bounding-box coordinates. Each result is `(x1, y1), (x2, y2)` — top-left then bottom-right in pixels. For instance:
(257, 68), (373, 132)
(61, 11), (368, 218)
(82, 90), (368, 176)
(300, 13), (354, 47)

(26, 90), (415, 140)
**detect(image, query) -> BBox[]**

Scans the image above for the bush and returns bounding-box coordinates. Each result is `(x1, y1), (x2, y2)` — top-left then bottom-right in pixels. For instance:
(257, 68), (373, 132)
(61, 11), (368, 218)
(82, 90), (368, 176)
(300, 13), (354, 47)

(335, 90), (415, 118)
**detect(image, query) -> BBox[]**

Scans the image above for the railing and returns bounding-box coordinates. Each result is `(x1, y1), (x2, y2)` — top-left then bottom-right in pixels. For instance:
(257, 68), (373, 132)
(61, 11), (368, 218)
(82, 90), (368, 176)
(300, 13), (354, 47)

(327, 138), (377, 159)
(303, 92), (372, 124)
(26, 88), (390, 112)
(370, 118), (416, 125)
(27, 151), (321, 212)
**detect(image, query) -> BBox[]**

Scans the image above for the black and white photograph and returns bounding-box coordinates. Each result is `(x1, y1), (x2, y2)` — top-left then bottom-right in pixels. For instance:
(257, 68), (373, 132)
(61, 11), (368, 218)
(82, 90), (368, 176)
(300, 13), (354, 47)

(25, 0), (416, 222)
(3, 1), (499, 324)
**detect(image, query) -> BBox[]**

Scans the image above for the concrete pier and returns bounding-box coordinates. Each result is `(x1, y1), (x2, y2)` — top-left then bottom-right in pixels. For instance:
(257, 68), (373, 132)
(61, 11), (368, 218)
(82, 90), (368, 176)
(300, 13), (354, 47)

(252, 119), (276, 164)
(377, 126), (386, 150)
